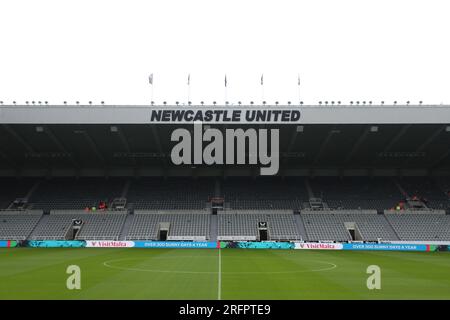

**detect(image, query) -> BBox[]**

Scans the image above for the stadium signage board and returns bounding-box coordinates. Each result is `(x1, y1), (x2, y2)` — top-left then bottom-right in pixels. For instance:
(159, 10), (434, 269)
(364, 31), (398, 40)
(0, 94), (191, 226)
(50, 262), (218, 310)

(86, 241), (134, 248)
(0, 240), (17, 248)
(2, 104), (450, 124)
(294, 242), (343, 250)
(133, 241), (218, 248)
(150, 108), (301, 124)
(342, 243), (429, 251)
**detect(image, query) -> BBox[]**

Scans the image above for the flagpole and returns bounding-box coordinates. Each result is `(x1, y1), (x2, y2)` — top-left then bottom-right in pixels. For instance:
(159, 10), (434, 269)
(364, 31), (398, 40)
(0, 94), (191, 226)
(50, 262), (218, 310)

(261, 74), (264, 103)
(149, 73), (154, 104)
(187, 74), (191, 103)
(224, 74), (228, 105)
(297, 74), (301, 105)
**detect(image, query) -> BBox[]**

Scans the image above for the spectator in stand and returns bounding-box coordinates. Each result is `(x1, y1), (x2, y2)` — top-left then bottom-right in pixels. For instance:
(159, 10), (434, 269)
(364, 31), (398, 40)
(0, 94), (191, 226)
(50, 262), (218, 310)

(99, 200), (107, 210)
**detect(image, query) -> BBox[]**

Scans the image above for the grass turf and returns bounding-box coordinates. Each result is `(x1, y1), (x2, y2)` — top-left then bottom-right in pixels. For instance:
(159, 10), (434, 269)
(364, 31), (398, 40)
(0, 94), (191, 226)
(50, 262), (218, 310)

(1, 248), (450, 299)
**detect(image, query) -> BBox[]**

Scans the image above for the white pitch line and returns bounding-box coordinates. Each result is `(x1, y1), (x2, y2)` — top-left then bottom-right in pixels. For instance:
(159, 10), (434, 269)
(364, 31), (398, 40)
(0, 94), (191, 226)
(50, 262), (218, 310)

(218, 249), (222, 300)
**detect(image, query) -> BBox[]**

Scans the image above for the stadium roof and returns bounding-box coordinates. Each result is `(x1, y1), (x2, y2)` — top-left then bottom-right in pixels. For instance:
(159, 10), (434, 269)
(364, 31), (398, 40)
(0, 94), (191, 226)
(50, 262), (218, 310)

(0, 103), (450, 124)
(0, 104), (449, 177)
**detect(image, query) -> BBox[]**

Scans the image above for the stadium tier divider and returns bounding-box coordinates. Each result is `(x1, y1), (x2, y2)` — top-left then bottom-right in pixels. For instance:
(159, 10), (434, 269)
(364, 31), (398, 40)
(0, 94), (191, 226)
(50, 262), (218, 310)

(50, 209), (128, 215)
(218, 209), (294, 214)
(301, 209), (377, 214)
(384, 209), (446, 214)
(0, 209), (43, 215)
(134, 209), (211, 215)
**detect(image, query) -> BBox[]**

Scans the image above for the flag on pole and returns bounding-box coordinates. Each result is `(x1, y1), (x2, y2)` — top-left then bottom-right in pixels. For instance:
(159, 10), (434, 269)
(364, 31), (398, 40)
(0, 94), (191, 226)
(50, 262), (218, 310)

(149, 73), (153, 85)
(187, 74), (190, 86)
(225, 74), (227, 87)
(261, 74), (264, 86)
(297, 74), (300, 86)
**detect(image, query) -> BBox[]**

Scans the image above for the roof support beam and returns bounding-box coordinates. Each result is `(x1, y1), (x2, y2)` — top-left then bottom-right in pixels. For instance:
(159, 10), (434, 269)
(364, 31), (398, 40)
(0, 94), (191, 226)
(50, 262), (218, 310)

(151, 125), (168, 169)
(2, 124), (48, 168)
(112, 126), (137, 167)
(344, 126), (371, 164)
(43, 126), (80, 169)
(78, 130), (106, 165)
(431, 148), (450, 168)
(282, 126), (299, 168)
(371, 124), (411, 166)
(313, 127), (337, 165)
(403, 125), (446, 167)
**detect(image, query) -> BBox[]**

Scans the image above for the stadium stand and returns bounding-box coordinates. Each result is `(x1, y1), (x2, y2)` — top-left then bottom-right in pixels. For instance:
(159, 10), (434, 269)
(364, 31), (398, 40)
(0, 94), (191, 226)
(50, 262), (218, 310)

(218, 210), (302, 240)
(302, 210), (399, 242)
(385, 211), (450, 241)
(0, 210), (43, 240)
(29, 210), (127, 240)
(126, 210), (211, 240)
(29, 178), (125, 210)
(308, 177), (403, 210)
(398, 177), (450, 210)
(0, 178), (36, 209)
(127, 178), (214, 210)
(1, 177), (450, 242)
(221, 177), (307, 210)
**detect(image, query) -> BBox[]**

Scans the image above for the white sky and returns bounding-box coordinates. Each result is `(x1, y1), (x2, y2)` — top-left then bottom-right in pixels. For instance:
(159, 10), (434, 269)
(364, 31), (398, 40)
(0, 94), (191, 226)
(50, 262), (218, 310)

(0, 0), (449, 105)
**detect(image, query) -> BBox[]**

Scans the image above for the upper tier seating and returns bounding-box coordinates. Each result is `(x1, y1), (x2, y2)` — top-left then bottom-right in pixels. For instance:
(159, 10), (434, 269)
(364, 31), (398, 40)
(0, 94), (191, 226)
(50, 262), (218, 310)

(29, 178), (124, 210)
(127, 178), (214, 210)
(221, 177), (307, 210)
(309, 177), (403, 210)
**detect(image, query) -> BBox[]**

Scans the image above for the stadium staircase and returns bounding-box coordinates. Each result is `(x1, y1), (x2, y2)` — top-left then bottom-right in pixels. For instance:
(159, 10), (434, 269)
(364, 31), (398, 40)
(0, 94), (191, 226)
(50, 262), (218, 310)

(304, 178), (315, 200)
(118, 214), (135, 240)
(394, 179), (409, 199)
(294, 213), (307, 241)
(382, 214), (401, 240)
(27, 214), (49, 240)
(121, 179), (131, 198)
(209, 214), (218, 241)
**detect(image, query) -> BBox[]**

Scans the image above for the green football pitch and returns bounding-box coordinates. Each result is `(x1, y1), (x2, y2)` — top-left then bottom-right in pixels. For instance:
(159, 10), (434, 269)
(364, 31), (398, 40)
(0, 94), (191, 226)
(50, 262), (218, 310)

(1, 248), (450, 300)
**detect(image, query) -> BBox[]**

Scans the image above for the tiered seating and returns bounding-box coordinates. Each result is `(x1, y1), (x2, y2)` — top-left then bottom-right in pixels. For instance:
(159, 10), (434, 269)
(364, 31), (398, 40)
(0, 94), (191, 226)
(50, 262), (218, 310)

(302, 211), (398, 241)
(30, 211), (127, 240)
(126, 210), (210, 240)
(0, 178), (35, 209)
(127, 178), (214, 210)
(29, 178), (124, 210)
(309, 177), (402, 210)
(218, 210), (300, 240)
(221, 177), (306, 210)
(0, 211), (42, 240)
(398, 177), (449, 210)
(385, 212), (450, 241)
